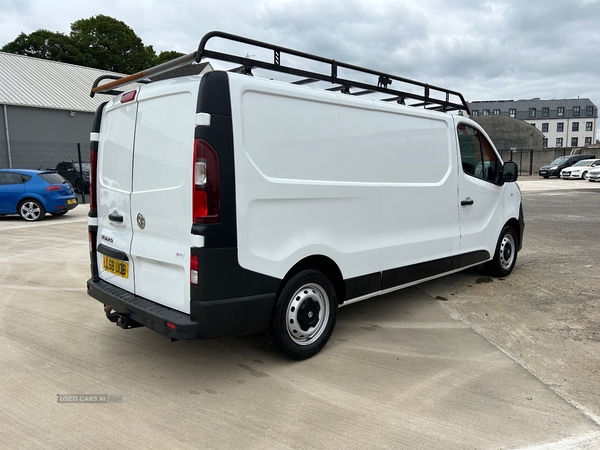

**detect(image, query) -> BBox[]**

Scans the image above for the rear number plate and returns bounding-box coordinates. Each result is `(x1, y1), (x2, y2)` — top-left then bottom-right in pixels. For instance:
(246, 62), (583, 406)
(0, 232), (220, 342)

(67, 199), (77, 205)
(102, 255), (129, 279)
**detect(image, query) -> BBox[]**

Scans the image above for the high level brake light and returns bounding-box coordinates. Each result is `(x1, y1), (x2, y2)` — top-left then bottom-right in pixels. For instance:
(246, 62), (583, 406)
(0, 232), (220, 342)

(193, 139), (220, 224)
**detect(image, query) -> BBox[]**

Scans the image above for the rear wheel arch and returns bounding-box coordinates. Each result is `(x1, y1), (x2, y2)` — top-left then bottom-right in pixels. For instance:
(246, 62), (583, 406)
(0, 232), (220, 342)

(277, 255), (346, 305)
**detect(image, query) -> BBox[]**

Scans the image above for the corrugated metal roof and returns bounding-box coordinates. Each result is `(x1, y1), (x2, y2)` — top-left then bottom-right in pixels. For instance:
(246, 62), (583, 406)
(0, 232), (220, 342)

(0, 53), (212, 113)
(0, 52), (127, 112)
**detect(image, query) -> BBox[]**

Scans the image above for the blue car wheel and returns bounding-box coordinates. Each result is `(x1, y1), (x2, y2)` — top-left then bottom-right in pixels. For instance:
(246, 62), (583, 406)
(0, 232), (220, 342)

(19, 199), (46, 221)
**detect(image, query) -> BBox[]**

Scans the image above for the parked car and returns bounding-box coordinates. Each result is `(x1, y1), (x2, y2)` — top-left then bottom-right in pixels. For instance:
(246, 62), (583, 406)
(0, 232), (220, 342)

(539, 154), (596, 178)
(560, 159), (600, 179)
(55, 161), (91, 193)
(0, 169), (78, 221)
(586, 166), (600, 181)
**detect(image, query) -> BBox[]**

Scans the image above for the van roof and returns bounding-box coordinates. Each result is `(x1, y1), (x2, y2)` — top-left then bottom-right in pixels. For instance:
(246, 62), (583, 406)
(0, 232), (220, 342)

(91, 31), (470, 115)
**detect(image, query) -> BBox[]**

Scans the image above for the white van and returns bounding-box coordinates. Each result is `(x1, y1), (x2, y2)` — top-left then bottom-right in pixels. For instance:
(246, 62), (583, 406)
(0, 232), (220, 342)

(87, 32), (524, 359)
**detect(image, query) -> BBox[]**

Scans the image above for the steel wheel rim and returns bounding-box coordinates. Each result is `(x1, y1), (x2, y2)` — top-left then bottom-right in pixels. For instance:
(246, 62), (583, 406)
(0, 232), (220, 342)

(286, 283), (330, 346)
(20, 202), (41, 221)
(499, 233), (516, 271)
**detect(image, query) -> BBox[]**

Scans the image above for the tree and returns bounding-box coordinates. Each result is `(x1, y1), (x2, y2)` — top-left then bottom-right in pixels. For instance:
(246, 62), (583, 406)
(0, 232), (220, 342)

(155, 50), (185, 65)
(1, 15), (184, 73)
(1, 30), (84, 64)
(69, 15), (156, 73)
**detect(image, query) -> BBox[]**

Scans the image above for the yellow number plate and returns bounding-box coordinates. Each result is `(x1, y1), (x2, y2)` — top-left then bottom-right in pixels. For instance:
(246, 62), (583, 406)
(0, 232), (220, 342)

(102, 255), (129, 279)
(67, 199), (77, 205)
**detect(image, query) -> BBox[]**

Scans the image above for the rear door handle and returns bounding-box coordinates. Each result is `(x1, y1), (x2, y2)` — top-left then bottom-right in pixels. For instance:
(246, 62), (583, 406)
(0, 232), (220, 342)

(108, 212), (124, 222)
(461, 198), (474, 206)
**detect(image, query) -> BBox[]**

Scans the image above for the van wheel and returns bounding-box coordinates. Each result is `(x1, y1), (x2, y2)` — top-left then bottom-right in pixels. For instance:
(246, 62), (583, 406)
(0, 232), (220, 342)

(485, 226), (518, 277)
(269, 269), (337, 360)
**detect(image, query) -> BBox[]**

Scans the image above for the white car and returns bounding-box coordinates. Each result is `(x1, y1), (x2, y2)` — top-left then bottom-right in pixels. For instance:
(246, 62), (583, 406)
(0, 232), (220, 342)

(560, 159), (600, 179)
(586, 166), (600, 181)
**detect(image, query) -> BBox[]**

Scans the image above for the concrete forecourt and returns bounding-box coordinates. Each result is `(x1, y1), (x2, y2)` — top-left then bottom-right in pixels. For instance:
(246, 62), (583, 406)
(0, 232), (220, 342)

(0, 177), (599, 449)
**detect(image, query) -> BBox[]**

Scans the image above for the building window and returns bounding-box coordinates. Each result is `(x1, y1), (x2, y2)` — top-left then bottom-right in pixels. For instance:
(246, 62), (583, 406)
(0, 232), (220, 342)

(557, 123), (564, 132)
(571, 137), (578, 147)
(572, 122), (579, 132)
(542, 107), (549, 117)
(493, 109), (500, 115)
(472, 110), (479, 117)
(556, 138), (563, 147)
(542, 123), (549, 132)
(529, 108), (536, 117)
(509, 109), (516, 118)
(573, 106), (580, 116)
(586, 106), (594, 116)
(543, 138), (548, 147)
(483, 110), (490, 115)
(586, 122), (593, 131)
(558, 107), (564, 117)
(585, 137), (592, 145)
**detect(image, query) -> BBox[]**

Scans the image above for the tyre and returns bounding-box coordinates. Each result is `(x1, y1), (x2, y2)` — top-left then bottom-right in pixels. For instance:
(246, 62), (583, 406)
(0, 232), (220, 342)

(542, 176), (549, 179)
(581, 171), (588, 180)
(485, 226), (518, 277)
(19, 199), (45, 221)
(74, 179), (81, 193)
(268, 269), (337, 360)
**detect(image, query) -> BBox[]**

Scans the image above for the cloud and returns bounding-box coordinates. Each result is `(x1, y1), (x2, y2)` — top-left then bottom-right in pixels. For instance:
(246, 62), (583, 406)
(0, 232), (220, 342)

(1, 0), (600, 113)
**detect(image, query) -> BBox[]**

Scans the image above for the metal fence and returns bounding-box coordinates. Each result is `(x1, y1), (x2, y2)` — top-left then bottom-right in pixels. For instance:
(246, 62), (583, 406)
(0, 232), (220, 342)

(498, 148), (590, 176)
(0, 140), (89, 170)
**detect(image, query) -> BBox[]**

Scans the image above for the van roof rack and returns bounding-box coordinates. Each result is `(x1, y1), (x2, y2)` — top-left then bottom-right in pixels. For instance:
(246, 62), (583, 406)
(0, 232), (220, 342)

(90, 31), (470, 114)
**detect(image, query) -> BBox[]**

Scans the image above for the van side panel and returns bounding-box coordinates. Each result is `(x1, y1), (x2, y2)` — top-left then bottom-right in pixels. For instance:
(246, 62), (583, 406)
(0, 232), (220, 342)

(230, 78), (382, 282)
(130, 85), (198, 314)
(376, 107), (459, 284)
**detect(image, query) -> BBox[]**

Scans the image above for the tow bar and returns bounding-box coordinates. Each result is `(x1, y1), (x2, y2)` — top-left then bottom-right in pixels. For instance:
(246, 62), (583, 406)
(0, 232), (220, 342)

(104, 306), (143, 330)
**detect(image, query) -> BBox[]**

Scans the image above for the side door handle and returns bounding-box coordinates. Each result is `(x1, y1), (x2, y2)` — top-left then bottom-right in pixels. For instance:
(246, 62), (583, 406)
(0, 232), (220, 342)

(461, 198), (474, 206)
(108, 212), (124, 222)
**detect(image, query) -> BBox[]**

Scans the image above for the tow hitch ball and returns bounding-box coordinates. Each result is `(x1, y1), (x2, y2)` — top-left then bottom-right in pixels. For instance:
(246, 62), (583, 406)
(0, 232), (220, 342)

(104, 307), (142, 330)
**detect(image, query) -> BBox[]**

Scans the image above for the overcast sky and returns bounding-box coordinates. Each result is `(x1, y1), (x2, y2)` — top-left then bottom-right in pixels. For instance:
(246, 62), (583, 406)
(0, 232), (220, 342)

(2, 0), (600, 110)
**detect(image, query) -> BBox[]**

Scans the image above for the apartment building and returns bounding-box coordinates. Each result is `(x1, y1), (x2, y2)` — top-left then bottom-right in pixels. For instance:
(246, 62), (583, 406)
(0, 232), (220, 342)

(467, 98), (598, 148)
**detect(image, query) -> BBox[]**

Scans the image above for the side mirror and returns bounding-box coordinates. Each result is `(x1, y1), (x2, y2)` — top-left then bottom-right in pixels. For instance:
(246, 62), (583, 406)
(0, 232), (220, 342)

(502, 161), (518, 183)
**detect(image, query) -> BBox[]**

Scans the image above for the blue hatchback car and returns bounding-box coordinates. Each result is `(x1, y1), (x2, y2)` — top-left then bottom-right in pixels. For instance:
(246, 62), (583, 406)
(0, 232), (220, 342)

(0, 169), (78, 221)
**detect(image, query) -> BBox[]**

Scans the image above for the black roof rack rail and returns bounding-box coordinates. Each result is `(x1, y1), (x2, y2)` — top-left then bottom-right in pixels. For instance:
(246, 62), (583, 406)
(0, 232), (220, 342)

(90, 31), (470, 114)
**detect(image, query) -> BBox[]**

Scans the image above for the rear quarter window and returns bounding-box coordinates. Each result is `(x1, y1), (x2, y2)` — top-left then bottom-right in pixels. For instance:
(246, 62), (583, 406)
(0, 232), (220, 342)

(38, 173), (68, 184)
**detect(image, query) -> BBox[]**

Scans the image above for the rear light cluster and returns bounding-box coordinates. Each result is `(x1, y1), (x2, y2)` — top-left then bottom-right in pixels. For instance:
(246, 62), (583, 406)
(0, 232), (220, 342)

(45, 185), (62, 191)
(193, 138), (221, 224)
(190, 255), (199, 286)
(90, 148), (98, 211)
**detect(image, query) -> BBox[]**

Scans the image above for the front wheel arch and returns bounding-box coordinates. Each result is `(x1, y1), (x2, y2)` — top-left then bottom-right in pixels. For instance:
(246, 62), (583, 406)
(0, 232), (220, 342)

(485, 225), (518, 277)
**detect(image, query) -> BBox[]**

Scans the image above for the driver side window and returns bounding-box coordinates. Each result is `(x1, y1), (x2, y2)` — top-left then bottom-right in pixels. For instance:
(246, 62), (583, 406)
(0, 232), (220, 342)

(457, 124), (499, 183)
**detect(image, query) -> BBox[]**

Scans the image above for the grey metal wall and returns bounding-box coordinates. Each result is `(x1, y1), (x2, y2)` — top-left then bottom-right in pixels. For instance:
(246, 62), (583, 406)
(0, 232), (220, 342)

(0, 105), (95, 169)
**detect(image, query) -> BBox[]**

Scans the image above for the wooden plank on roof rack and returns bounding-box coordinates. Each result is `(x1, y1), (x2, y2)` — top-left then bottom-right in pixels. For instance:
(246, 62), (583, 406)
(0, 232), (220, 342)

(91, 52), (197, 96)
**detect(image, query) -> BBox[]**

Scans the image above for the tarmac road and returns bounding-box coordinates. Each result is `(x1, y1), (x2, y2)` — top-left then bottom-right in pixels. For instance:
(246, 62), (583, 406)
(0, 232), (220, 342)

(0, 177), (599, 449)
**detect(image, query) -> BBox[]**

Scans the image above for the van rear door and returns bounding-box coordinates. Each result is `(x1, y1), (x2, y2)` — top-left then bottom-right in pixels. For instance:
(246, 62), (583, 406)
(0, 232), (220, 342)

(96, 95), (137, 294)
(129, 82), (198, 314)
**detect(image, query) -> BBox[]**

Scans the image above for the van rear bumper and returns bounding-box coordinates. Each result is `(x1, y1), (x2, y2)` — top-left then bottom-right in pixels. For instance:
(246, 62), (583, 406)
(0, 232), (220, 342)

(86, 278), (276, 340)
